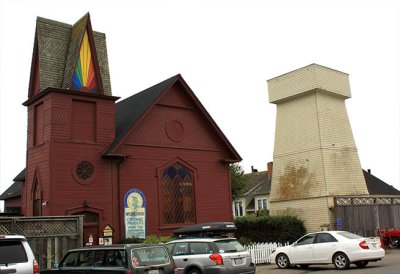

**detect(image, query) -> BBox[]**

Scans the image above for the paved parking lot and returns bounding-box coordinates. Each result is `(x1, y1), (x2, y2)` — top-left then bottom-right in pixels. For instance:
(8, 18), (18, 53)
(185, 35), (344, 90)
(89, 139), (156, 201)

(255, 249), (400, 274)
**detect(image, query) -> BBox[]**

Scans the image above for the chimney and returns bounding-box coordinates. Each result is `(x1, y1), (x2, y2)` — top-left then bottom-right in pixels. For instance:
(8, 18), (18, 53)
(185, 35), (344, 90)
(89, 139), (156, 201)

(267, 162), (273, 179)
(251, 166), (258, 173)
(368, 169), (371, 174)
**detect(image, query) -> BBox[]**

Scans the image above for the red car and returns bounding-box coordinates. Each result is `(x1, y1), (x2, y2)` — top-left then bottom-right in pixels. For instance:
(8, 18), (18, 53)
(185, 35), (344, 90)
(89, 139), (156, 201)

(378, 229), (400, 248)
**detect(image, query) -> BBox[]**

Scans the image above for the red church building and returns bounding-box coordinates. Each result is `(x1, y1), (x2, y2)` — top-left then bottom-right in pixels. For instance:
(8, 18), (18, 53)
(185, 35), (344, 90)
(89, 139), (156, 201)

(8, 13), (241, 244)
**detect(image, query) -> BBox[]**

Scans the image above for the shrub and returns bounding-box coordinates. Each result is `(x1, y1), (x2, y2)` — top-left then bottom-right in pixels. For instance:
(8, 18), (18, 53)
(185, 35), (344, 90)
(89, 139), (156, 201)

(119, 235), (174, 244)
(144, 235), (174, 243)
(119, 236), (144, 244)
(237, 236), (252, 246)
(235, 214), (305, 244)
(256, 209), (270, 217)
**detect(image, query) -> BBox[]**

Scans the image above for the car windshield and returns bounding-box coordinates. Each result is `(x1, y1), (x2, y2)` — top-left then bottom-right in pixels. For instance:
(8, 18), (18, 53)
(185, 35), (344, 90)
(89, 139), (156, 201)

(215, 239), (245, 253)
(337, 231), (363, 239)
(0, 240), (28, 264)
(131, 246), (170, 266)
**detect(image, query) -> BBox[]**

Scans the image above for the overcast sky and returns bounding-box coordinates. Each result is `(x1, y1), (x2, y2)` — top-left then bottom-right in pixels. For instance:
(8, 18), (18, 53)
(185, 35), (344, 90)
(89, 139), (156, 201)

(1, 0), (399, 210)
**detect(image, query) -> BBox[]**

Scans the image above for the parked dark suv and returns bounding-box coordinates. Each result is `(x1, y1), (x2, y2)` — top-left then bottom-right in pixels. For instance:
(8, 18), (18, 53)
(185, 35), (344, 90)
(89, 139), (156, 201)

(166, 238), (256, 274)
(40, 243), (177, 274)
(0, 234), (39, 274)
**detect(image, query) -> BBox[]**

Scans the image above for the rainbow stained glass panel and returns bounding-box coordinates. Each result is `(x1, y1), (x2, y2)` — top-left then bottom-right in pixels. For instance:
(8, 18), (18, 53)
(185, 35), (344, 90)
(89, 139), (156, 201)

(72, 31), (98, 92)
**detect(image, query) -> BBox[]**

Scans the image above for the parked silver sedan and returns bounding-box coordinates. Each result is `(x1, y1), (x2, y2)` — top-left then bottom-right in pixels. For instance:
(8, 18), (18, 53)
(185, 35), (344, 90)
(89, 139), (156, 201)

(270, 231), (385, 270)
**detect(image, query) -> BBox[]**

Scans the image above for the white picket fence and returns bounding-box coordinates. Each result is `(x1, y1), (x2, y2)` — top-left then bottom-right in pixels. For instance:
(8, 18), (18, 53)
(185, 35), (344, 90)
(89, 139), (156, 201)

(244, 242), (289, 264)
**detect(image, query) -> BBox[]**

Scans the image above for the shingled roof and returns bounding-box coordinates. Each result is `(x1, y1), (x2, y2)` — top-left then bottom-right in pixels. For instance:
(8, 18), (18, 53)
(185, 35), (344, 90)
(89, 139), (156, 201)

(29, 13), (111, 97)
(239, 171), (271, 197)
(364, 170), (400, 195)
(0, 168), (25, 200)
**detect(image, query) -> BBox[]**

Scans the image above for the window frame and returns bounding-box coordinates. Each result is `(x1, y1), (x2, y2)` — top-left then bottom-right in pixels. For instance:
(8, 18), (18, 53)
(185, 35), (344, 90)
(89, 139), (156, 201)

(234, 201), (244, 217)
(158, 161), (196, 227)
(256, 198), (268, 211)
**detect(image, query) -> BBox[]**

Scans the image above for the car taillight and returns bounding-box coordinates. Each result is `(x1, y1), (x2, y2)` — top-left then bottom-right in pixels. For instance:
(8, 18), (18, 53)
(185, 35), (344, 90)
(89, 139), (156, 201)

(359, 240), (369, 250)
(33, 259), (40, 273)
(174, 264), (178, 274)
(125, 270), (132, 274)
(209, 254), (224, 265)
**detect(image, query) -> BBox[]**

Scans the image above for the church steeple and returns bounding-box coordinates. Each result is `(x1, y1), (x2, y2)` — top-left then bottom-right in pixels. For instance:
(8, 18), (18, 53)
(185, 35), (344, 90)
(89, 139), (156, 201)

(27, 13), (111, 99)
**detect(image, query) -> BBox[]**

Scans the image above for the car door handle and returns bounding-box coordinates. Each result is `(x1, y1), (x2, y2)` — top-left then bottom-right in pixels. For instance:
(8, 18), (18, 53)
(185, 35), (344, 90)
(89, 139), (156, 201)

(183, 258), (188, 261)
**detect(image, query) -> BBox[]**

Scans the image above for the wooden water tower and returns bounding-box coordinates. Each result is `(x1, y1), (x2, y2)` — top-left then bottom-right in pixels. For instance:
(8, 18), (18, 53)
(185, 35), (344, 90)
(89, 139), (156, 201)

(267, 64), (368, 231)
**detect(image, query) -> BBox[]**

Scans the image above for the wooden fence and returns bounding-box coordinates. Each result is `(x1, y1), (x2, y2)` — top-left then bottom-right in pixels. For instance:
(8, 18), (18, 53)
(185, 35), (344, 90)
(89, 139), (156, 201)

(334, 196), (400, 237)
(0, 216), (83, 269)
(244, 242), (288, 264)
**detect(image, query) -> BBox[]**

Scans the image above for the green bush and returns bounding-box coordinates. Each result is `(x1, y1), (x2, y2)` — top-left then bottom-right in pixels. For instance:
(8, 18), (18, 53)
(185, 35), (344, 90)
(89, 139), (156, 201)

(119, 235), (174, 244)
(256, 209), (270, 217)
(237, 236), (252, 246)
(144, 235), (174, 243)
(235, 214), (305, 244)
(119, 236), (144, 244)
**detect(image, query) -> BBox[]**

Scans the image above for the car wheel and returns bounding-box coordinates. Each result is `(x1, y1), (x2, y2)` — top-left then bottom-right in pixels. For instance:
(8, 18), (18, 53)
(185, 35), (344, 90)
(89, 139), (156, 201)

(276, 253), (290, 269)
(355, 261), (369, 268)
(389, 237), (399, 248)
(187, 268), (201, 274)
(333, 252), (350, 270)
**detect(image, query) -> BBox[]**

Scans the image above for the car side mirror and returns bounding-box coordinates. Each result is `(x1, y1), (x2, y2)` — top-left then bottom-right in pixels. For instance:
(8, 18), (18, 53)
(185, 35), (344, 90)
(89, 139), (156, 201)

(293, 241), (298, 246)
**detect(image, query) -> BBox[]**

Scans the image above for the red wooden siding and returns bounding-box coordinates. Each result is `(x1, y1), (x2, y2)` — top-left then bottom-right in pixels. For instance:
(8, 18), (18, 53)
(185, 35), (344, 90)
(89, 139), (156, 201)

(72, 100), (96, 142)
(34, 103), (44, 146)
(23, 80), (236, 242)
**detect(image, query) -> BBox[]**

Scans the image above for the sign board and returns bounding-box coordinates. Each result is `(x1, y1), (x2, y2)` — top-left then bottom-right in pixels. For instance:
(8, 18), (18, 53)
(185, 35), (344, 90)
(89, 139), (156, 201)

(337, 218), (342, 230)
(103, 225), (113, 237)
(124, 189), (146, 239)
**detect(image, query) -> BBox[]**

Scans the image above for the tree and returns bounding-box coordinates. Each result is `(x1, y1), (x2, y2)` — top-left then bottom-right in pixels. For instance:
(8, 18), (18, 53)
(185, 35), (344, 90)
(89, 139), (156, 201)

(230, 163), (248, 200)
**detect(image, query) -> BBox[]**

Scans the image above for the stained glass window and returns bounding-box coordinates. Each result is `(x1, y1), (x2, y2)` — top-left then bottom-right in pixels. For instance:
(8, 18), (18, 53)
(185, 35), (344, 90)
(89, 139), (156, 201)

(162, 163), (195, 225)
(72, 31), (98, 92)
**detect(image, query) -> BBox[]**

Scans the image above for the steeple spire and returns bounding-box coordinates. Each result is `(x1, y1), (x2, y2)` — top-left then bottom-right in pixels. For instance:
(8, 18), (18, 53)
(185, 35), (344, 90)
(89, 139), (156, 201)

(72, 29), (99, 92)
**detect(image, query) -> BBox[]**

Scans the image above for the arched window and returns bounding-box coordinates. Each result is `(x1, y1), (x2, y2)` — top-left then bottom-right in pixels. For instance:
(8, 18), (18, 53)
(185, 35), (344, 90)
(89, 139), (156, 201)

(33, 179), (41, 216)
(162, 163), (194, 225)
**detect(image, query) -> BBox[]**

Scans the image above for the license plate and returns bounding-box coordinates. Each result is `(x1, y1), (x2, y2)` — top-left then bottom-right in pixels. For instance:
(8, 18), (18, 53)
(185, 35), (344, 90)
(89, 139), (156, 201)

(148, 270), (159, 274)
(234, 258), (242, 264)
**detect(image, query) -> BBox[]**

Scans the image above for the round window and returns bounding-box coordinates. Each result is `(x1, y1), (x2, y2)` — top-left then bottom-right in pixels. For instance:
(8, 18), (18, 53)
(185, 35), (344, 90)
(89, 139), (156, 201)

(76, 161), (94, 180)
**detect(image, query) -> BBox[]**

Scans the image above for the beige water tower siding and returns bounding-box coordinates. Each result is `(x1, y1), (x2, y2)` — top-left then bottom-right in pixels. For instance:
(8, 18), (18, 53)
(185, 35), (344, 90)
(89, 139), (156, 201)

(268, 64), (369, 232)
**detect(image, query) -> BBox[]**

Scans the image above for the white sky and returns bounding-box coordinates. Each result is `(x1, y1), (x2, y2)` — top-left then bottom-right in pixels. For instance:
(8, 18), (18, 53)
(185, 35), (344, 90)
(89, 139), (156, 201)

(1, 0), (399, 211)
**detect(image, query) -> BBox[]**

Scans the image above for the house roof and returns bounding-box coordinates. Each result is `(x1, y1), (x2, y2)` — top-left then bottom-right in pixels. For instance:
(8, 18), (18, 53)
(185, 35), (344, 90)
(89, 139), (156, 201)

(364, 170), (400, 195)
(103, 74), (241, 161)
(30, 13), (111, 97)
(239, 171), (271, 197)
(0, 181), (23, 200)
(13, 168), (26, 182)
(0, 168), (25, 200)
